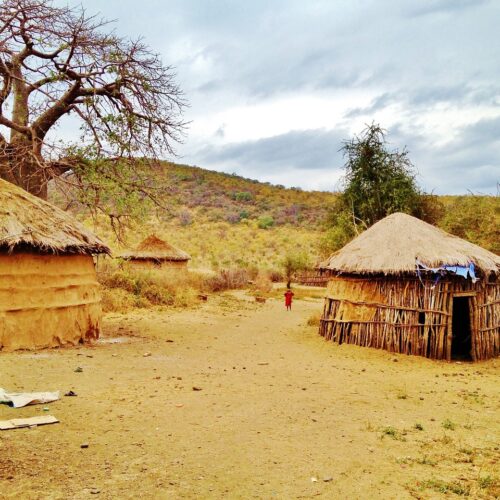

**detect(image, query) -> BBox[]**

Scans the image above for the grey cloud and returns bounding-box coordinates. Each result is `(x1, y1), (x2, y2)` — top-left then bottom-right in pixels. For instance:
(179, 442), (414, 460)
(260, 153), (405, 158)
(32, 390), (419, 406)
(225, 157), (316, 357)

(78, 0), (500, 101)
(344, 84), (500, 122)
(193, 119), (500, 194)
(195, 128), (348, 173)
(388, 117), (500, 193)
(67, 0), (500, 193)
(186, 122), (499, 195)
(345, 94), (396, 118)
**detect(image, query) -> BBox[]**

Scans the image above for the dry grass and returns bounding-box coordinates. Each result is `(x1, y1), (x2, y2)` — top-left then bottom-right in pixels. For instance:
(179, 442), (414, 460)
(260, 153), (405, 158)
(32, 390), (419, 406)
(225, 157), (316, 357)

(93, 219), (322, 276)
(306, 312), (322, 326)
(98, 260), (251, 312)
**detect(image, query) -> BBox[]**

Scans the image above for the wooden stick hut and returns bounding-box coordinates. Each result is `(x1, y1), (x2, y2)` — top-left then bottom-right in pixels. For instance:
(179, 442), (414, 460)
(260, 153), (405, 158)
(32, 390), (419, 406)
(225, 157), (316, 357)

(120, 235), (190, 272)
(319, 213), (499, 361)
(0, 179), (110, 351)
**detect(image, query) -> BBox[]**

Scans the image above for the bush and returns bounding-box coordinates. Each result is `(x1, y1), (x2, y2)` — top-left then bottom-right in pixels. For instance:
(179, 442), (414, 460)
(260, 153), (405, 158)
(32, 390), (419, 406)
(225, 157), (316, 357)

(268, 269), (284, 282)
(442, 419), (456, 430)
(204, 268), (249, 292)
(440, 195), (499, 253)
(257, 215), (274, 229)
(178, 209), (193, 226)
(226, 212), (241, 224)
(320, 205), (357, 255)
(232, 191), (253, 202)
(98, 264), (205, 311)
(251, 272), (273, 296)
(142, 283), (174, 305)
(101, 288), (136, 313)
(307, 313), (321, 326)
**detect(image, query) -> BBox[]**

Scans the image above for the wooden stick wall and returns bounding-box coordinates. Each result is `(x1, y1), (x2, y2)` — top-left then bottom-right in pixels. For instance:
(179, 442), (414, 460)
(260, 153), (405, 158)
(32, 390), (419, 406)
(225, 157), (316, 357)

(319, 276), (499, 361)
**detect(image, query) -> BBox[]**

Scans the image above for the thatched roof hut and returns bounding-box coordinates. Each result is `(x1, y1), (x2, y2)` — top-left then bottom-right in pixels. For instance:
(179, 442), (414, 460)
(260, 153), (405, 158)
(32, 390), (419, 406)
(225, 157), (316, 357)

(121, 235), (190, 271)
(319, 213), (499, 361)
(0, 179), (110, 351)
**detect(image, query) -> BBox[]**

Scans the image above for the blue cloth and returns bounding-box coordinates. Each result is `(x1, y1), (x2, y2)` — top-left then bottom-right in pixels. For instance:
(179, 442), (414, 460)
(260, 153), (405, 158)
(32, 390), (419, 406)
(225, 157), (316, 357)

(416, 260), (478, 283)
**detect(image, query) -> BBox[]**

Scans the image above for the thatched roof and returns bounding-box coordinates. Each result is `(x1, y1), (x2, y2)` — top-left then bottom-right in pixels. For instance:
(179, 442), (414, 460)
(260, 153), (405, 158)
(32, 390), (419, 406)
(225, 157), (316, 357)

(121, 235), (190, 262)
(320, 212), (500, 276)
(0, 179), (110, 255)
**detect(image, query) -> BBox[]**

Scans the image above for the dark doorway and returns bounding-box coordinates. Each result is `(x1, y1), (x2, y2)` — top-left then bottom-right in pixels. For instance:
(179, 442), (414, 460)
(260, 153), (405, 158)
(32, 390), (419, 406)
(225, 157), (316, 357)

(451, 297), (472, 360)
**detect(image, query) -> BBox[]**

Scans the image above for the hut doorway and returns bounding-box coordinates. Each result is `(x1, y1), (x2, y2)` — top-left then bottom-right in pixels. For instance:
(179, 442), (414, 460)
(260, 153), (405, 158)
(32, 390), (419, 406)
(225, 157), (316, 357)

(451, 296), (472, 360)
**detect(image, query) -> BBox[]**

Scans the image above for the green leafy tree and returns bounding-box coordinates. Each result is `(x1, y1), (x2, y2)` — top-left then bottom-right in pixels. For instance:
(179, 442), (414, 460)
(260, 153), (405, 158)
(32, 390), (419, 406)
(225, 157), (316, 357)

(281, 251), (310, 289)
(341, 123), (421, 229)
(321, 124), (447, 255)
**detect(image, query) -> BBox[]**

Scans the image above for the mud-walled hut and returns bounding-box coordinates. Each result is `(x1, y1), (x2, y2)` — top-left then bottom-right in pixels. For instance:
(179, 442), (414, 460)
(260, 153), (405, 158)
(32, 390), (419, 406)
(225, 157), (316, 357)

(120, 235), (191, 272)
(0, 179), (110, 351)
(319, 213), (499, 361)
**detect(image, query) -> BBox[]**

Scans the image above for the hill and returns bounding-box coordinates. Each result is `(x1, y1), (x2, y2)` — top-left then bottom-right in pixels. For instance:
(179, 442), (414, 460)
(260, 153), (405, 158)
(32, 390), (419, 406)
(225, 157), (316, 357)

(156, 162), (336, 228)
(50, 162), (499, 274)
(51, 162), (337, 273)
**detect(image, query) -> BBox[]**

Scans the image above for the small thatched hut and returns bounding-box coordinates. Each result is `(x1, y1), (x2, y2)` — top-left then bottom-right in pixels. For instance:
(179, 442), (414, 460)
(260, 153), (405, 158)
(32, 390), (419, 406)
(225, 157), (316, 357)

(319, 213), (499, 361)
(121, 235), (190, 272)
(0, 179), (110, 351)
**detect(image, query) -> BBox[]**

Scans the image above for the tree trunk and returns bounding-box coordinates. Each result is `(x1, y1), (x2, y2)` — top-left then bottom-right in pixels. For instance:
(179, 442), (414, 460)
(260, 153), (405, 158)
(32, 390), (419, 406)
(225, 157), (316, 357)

(0, 140), (48, 199)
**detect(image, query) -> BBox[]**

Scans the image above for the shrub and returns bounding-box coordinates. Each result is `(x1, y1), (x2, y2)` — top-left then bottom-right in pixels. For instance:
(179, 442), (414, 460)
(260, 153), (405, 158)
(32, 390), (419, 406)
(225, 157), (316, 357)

(141, 283), (174, 305)
(204, 268), (249, 292)
(226, 212), (241, 224)
(173, 287), (199, 307)
(440, 195), (499, 253)
(98, 264), (206, 312)
(307, 313), (321, 326)
(268, 269), (284, 282)
(101, 288), (136, 313)
(418, 479), (470, 496)
(251, 272), (273, 296)
(178, 209), (193, 226)
(232, 191), (253, 202)
(257, 215), (275, 229)
(442, 419), (456, 430)
(380, 426), (406, 441)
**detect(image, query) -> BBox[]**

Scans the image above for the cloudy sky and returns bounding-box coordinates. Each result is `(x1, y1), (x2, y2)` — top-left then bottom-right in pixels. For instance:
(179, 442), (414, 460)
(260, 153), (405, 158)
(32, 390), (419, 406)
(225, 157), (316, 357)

(75, 0), (499, 194)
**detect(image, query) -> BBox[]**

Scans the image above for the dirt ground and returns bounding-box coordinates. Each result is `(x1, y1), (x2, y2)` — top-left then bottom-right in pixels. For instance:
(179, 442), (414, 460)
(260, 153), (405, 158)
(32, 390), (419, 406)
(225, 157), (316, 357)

(1, 290), (498, 499)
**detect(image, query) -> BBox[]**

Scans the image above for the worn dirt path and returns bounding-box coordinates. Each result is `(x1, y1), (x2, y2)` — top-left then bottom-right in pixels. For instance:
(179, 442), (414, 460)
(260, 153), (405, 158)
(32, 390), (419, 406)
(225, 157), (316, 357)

(0, 292), (498, 499)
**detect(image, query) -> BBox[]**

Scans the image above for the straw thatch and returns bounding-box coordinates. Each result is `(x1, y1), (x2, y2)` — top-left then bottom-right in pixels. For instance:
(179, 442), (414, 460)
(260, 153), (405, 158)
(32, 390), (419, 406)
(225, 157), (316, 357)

(0, 179), (109, 255)
(121, 235), (190, 262)
(319, 212), (499, 361)
(320, 212), (500, 276)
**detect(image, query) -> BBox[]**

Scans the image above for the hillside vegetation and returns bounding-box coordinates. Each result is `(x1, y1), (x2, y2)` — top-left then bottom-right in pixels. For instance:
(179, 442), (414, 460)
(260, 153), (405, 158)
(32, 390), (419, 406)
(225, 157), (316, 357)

(52, 162), (499, 275)
(53, 162), (336, 273)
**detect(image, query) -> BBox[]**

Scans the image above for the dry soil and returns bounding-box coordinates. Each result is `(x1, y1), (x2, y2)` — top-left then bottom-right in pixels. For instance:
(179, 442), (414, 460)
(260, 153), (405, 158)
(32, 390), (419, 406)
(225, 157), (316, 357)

(0, 291), (498, 499)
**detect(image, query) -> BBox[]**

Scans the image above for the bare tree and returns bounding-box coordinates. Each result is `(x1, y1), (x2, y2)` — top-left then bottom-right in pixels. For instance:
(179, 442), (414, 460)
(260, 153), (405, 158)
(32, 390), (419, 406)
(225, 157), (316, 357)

(0, 0), (186, 199)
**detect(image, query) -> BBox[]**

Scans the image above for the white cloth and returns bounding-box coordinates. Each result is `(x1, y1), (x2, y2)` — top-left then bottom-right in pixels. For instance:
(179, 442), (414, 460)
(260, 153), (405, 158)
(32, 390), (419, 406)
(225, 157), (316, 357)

(0, 388), (59, 408)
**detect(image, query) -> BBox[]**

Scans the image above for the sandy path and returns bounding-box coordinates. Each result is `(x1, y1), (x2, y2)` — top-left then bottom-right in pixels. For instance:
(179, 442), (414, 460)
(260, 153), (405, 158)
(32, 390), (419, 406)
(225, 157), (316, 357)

(0, 292), (498, 499)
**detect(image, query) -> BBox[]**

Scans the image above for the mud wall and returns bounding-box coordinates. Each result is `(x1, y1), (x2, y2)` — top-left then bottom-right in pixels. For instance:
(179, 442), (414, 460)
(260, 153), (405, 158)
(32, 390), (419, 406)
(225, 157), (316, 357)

(0, 252), (102, 351)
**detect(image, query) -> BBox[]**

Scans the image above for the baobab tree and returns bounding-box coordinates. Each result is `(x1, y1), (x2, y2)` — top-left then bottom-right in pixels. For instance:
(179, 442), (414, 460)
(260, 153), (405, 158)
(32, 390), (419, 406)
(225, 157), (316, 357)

(0, 0), (186, 200)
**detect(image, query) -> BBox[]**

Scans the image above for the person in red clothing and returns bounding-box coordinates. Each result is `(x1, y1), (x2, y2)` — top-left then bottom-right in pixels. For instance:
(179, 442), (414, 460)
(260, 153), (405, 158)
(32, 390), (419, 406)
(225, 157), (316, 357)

(284, 289), (294, 311)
